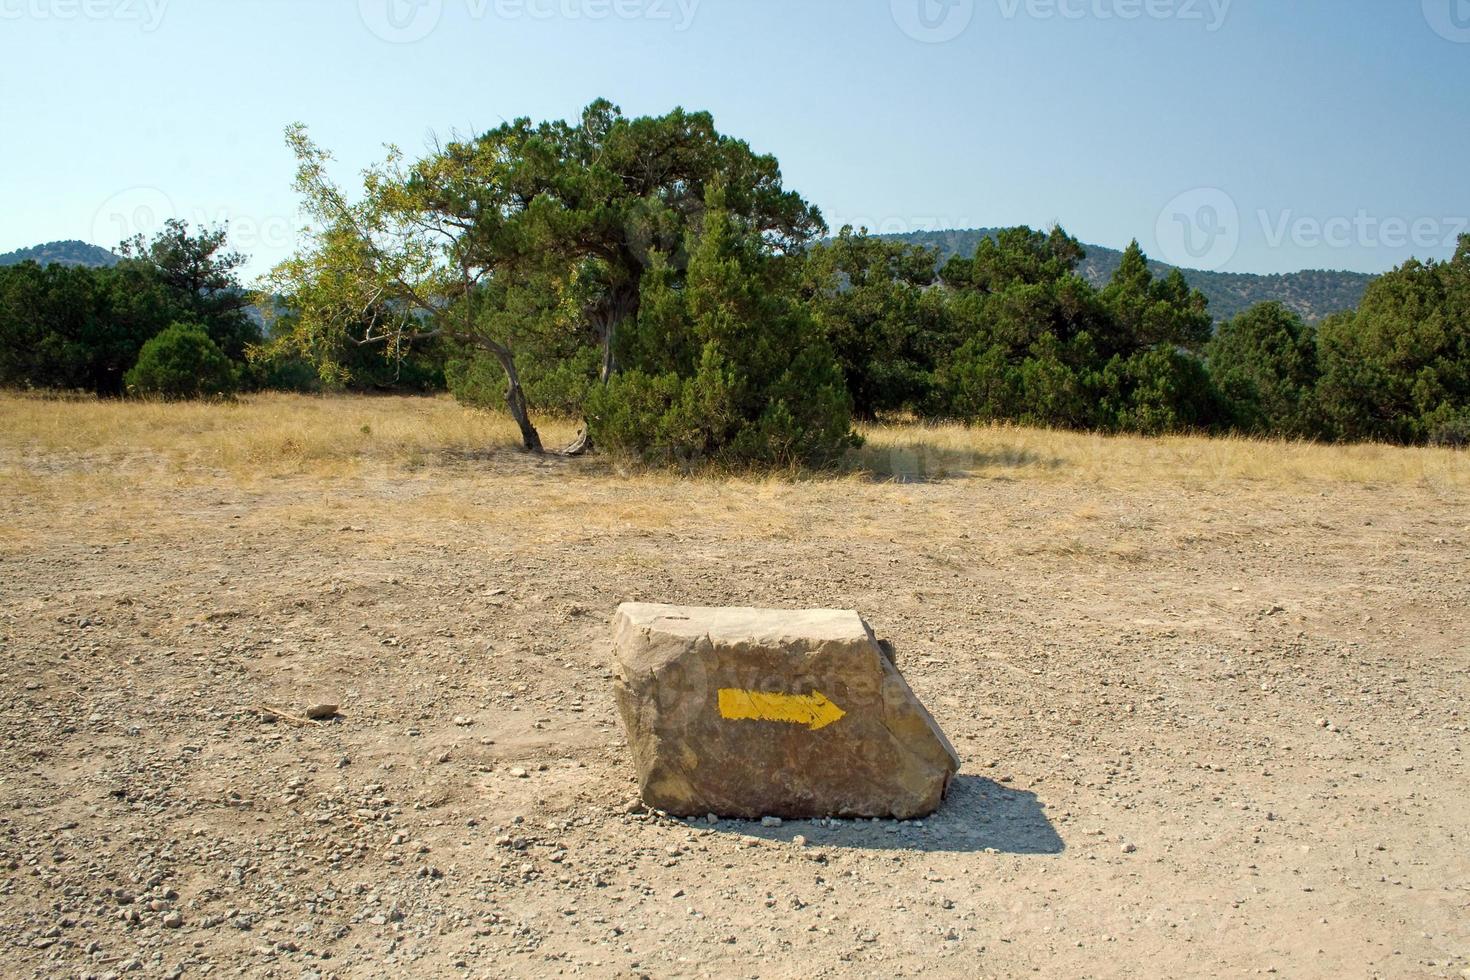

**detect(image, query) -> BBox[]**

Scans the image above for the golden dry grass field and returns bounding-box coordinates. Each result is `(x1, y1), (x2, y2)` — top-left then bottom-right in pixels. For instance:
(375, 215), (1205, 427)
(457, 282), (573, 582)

(1, 392), (1468, 978)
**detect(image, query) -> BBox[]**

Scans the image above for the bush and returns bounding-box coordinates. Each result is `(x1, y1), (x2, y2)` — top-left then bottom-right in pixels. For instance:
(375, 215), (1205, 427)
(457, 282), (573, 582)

(1207, 302), (1320, 437)
(125, 322), (238, 399)
(804, 229), (948, 418)
(1099, 345), (1219, 435)
(1316, 238), (1470, 444)
(930, 232), (1219, 435)
(585, 191), (856, 468)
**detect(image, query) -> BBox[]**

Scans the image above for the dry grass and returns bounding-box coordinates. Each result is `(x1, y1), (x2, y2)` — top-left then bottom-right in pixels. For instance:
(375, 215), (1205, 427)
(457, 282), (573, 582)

(858, 419), (1470, 490)
(0, 391), (579, 480)
(0, 391), (1466, 493)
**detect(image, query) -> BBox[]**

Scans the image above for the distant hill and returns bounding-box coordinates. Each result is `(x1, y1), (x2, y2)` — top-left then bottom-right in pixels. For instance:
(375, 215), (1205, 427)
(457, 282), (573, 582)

(874, 228), (1376, 324)
(0, 240), (121, 269)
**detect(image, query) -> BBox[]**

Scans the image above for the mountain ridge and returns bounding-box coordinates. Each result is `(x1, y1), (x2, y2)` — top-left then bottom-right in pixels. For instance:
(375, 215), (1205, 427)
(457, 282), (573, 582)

(872, 228), (1376, 324)
(0, 240), (122, 269)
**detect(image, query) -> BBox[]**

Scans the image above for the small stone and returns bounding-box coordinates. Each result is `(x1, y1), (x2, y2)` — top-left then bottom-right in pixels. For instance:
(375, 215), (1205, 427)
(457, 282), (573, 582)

(162, 912), (184, 928)
(305, 703), (339, 721)
(1121, 843), (1137, 854)
(761, 816), (783, 828)
(509, 767), (529, 779)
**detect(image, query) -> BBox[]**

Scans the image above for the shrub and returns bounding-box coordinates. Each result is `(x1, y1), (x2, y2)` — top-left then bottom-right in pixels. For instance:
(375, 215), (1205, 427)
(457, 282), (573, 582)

(125, 322), (238, 399)
(584, 191), (856, 468)
(1207, 302), (1320, 438)
(1315, 238), (1470, 445)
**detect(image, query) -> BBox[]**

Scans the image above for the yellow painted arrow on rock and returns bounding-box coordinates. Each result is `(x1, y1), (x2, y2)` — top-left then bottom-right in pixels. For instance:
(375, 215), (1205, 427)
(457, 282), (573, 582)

(717, 689), (847, 731)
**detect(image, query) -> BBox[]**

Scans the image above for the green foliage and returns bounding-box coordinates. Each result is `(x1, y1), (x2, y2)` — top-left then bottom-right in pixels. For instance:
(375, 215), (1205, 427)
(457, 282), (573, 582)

(803, 228), (948, 418)
(1207, 302), (1320, 437)
(447, 343), (600, 416)
(584, 192), (856, 468)
(931, 230), (1217, 434)
(875, 227), (1374, 324)
(0, 260), (176, 394)
(124, 323), (238, 399)
(0, 221), (258, 396)
(1098, 345), (1220, 435)
(118, 219), (258, 361)
(268, 101), (826, 453)
(1315, 237), (1470, 445)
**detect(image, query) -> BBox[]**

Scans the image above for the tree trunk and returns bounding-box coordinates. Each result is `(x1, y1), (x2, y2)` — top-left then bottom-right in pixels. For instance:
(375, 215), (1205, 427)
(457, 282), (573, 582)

(596, 284), (641, 384)
(570, 283), (642, 457)
(492, 349), (542, 453)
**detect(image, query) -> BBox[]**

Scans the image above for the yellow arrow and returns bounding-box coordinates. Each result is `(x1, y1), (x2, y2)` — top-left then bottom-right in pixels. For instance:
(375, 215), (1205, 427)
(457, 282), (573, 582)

(717, 689), (847, 732)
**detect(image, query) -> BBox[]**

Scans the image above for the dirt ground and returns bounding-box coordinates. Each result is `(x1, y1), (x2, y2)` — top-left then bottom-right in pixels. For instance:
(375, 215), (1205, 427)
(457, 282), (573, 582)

(1, 395), (1468, 978)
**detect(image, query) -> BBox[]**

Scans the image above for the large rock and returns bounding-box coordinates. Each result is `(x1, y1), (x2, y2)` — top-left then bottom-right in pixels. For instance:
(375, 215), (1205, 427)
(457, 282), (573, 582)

(612, 603), (960, 820)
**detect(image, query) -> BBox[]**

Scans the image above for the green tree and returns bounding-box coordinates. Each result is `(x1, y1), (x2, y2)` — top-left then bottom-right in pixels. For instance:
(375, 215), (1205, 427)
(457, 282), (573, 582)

(803, 228), (948, 418)
(267, 101), (825, 455)
(1316, 237), (1470, 445)
(932, 231), (1219, 433)
(119, 219), (257, 361)
(1099, 240), (1213, 353)
(1207, 302), (1320, 437)
(124, 322), (238, 399)
(0, 261), (178, 394)
(1098, 345), (1219, 435)
(583, 189), (856, 467)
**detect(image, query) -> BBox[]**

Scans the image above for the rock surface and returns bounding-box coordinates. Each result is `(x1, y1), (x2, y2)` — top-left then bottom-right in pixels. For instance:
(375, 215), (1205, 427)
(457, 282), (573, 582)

(612, 603), (961, 819)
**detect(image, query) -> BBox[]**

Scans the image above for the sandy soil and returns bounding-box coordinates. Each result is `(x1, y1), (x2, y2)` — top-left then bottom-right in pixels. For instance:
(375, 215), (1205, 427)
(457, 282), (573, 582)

(1, 399), (1468, 978)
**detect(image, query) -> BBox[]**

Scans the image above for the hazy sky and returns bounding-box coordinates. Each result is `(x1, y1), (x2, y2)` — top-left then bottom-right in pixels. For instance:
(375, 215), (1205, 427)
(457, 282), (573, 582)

(3, 0), (1468, 279)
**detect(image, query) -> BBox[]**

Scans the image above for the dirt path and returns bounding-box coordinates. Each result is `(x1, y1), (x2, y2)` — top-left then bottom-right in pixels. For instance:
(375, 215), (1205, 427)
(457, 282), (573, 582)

(2, 436), (1468, 978)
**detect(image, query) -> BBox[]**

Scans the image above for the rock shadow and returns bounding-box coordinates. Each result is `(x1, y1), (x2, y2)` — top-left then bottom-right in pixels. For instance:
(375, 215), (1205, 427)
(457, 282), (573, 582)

(703, 775), (1064, 855)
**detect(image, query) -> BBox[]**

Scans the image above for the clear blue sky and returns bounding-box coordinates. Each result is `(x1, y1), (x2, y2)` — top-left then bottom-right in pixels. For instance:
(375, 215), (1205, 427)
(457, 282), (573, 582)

(3, 0), (1467, 279)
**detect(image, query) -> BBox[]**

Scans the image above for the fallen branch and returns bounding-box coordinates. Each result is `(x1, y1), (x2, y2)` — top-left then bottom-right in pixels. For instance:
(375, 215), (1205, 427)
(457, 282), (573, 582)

(256, 705), (321, 727)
